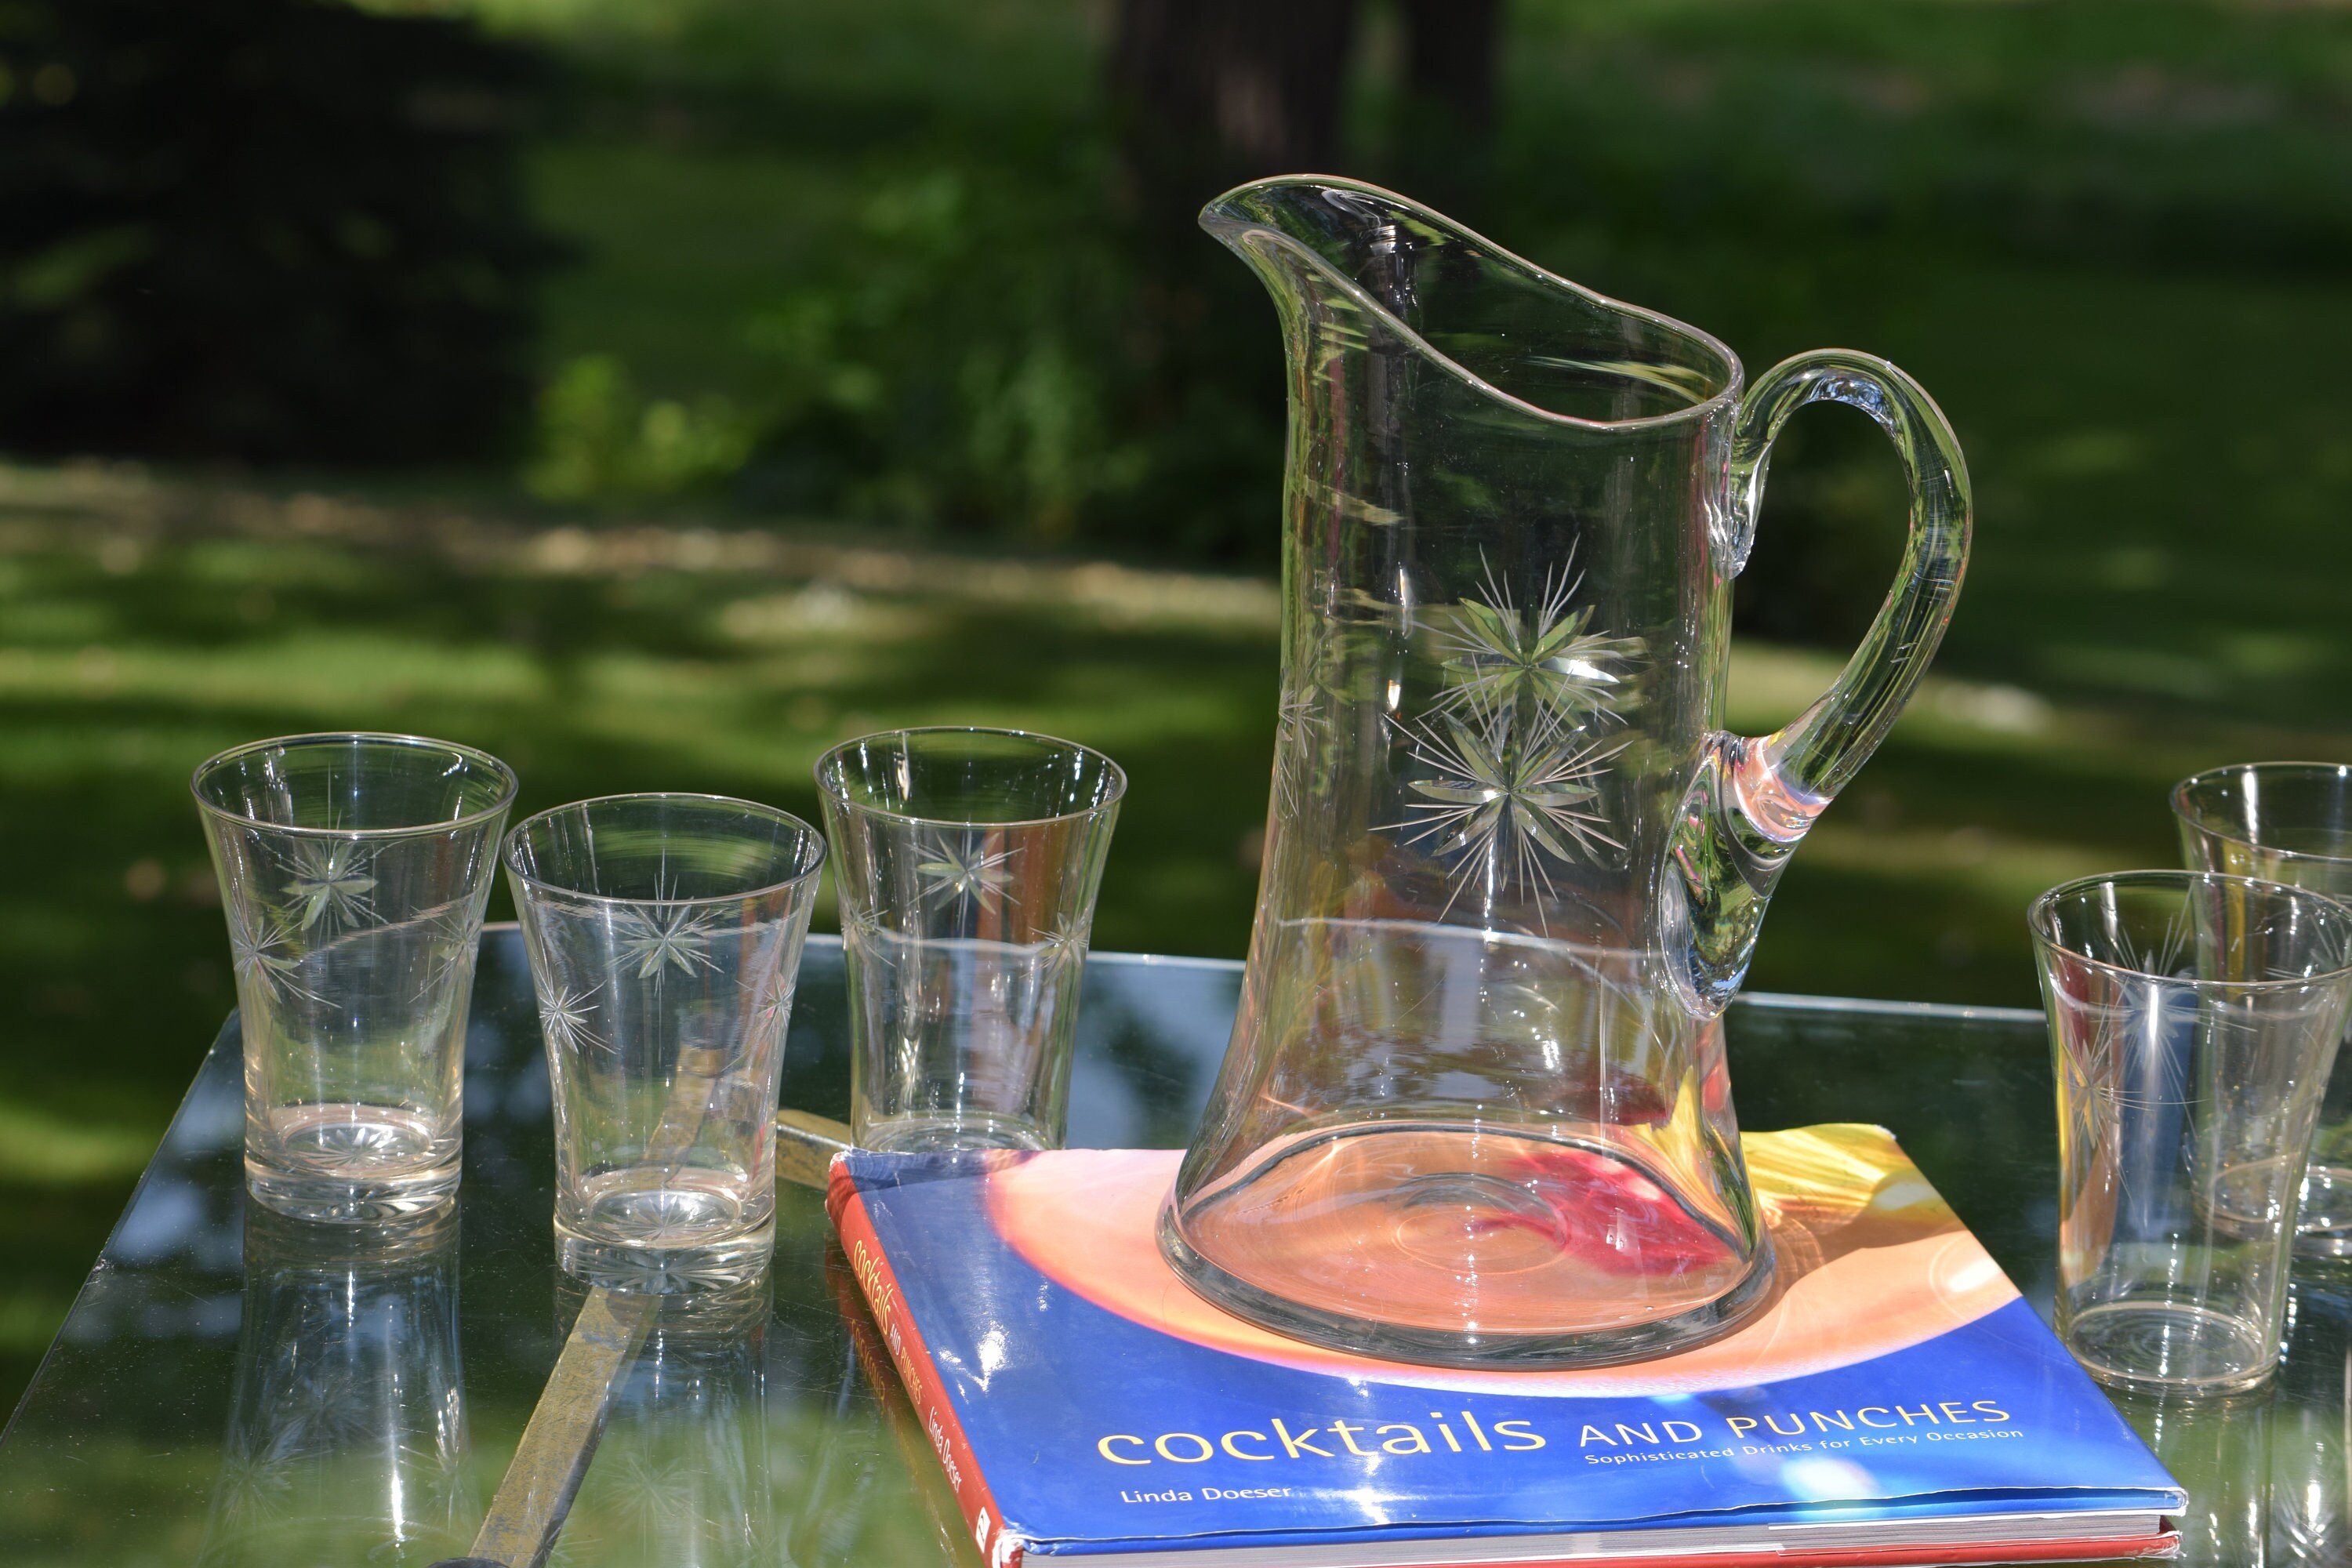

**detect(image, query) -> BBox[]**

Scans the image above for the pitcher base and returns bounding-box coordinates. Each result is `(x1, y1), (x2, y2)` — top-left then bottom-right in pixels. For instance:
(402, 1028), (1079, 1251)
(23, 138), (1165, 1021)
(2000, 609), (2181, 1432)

(1160, 1123), (1775, 1369)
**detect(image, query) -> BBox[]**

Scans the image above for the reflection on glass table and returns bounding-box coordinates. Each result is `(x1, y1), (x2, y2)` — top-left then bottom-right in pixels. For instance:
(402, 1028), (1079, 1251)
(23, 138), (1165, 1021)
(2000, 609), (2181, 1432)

(201, 1205), (474, 1563)
(0, 928), (2341, 1566)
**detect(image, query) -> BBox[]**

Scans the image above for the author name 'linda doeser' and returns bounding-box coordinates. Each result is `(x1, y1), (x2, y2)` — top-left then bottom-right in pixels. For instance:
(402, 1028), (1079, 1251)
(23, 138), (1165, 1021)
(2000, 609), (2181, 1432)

(1094, 1401), (2019, 1470)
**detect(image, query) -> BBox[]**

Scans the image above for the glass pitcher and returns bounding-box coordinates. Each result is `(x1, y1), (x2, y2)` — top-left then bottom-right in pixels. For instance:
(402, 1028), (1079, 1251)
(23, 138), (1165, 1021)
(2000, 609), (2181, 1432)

(1161, 176), (1971, 1368)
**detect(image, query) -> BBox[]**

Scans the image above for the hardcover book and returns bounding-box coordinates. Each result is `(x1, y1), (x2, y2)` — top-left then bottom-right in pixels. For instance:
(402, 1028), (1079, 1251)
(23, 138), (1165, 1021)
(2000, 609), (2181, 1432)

(826, 1124), (2183, 1568)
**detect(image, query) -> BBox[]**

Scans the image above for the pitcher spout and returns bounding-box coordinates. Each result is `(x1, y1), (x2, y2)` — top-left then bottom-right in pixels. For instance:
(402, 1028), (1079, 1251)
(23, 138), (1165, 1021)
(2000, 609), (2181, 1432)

(1200, 176), (1742, 434)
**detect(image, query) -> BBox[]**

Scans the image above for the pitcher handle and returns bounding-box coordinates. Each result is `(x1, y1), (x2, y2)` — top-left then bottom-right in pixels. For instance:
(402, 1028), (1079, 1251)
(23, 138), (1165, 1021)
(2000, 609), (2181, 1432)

(1673, 349), (1972, 1007)
(1731, 350), (1972, 809)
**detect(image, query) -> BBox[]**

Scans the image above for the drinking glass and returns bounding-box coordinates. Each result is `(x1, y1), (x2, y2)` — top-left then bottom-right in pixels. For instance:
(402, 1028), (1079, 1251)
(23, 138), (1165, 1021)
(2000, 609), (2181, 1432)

(194, 731), (517, 1222)
(2176, 763), (2352, 1257)
(815, 728), (1124, 1152)
(2033, 869), (2352, 1392)
(504, 793), (825, 1288)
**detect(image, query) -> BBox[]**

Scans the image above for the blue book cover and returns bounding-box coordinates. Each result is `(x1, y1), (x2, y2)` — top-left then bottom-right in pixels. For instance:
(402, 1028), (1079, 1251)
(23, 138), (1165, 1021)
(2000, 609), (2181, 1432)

(827, 1124), (2182, 1568)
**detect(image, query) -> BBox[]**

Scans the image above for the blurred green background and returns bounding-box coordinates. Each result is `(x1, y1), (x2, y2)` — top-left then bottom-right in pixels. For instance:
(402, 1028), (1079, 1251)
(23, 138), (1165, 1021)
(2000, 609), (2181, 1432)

(3, 0), (2352, 1415)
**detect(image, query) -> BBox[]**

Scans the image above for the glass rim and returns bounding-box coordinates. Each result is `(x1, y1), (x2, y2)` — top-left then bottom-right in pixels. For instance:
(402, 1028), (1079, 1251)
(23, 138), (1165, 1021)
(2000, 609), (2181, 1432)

(813, 725), (1128, 829)
(501, 790), (826, 909)
(2027, 867), (2352, 990)
(2172, 760), (2352, 868)
(189, 730), (520, 838)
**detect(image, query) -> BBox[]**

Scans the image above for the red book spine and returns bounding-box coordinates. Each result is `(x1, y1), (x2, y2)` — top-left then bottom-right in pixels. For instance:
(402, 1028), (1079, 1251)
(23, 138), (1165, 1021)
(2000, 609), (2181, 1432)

(829, 1170), (1019, 1568)
(1370, 1535), (2178, 1568)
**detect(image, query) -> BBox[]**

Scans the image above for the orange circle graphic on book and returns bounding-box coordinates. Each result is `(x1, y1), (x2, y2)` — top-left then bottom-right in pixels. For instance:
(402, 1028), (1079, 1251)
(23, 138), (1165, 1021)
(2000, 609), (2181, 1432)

(985, 1126), (2019, 1396)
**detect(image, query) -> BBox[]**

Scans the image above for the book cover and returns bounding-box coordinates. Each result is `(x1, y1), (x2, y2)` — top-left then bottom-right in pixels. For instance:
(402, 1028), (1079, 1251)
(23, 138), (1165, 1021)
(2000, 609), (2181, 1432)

(826, 1124), (2182, 1568)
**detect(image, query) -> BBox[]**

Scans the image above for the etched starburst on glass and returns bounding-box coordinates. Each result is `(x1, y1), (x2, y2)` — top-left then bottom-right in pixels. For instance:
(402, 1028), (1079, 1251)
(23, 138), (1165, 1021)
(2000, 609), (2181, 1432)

(2129, 907), (2193, 979)
(281, 838), (379, 931)
(1387, 704), (1627, 915)
(1428, 554), (1642, 724)
(276, 1361), (382, 1454)
(916, 833), (1021, 910)
(742, 938), (797, 1043)
(207, 1445), (296, 1527)
(536, 982), (601, 1056)
(749, 982), (793, 1045)
(613, 904), (724, 984)
(402, 897), (485, 1007)
(422, 895), (483, 958)
(837, 897), (880, 950)
(613, 1447), (704, 1530)
(1271, 685), (1319, 818)
(1037, 909), (1090, 967)
(227, 904), (319, 1005)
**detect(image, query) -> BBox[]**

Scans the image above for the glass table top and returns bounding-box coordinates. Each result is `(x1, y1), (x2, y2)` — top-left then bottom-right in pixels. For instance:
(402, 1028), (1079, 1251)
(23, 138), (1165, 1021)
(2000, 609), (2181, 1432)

(0, 928), (2336, 1566)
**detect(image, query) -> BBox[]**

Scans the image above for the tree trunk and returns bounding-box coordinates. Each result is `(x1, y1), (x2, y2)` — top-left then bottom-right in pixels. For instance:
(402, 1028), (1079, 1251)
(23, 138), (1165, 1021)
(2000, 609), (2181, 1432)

(1402, 0), (1500, 135)
(1109, 0), (1360, 218)
(1098, 0), (1506, 561)
(1392, 0), (1502, 211)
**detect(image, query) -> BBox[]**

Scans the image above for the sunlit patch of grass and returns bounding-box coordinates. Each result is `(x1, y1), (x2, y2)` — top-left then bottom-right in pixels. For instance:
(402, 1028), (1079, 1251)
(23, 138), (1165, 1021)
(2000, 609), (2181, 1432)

(0, 600), (118, 644)
(0, 1102), (153, 1186)
(1722, 640), (2352, 1001)
(0, 722), (252, 787)
(1795, 822), (2118, 913)
(0, 1292), (79, 1354)
(0, 636), (551, 715)
(714, 585), (931, 648)
(178, 539), (383, 593)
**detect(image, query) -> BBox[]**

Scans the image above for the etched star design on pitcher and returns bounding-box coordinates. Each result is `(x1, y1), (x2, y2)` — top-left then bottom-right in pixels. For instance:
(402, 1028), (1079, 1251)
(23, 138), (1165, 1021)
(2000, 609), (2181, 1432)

(1384, 556), (1640, 917)
(1390, 706), (1628, 914)
(1425, 554), (1641, 723)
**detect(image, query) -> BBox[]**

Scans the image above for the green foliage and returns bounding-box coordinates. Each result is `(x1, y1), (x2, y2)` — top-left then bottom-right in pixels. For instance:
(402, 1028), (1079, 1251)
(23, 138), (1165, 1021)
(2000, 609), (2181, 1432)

(737, 162), (1272, 556)
(527, 354), (752, 501)
(477, 0), (1286, 557)
(0, 0), (564, 463)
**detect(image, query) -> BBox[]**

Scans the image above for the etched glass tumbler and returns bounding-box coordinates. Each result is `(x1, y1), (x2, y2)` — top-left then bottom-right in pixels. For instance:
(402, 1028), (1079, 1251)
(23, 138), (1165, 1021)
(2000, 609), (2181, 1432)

(505, 793), (825, 1288)
(2034, 870), (2352, 1392)
(194, 731), (517, 1222)
(2176, 762), (2352, 1258)
(816, 728), (1124, 1152)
